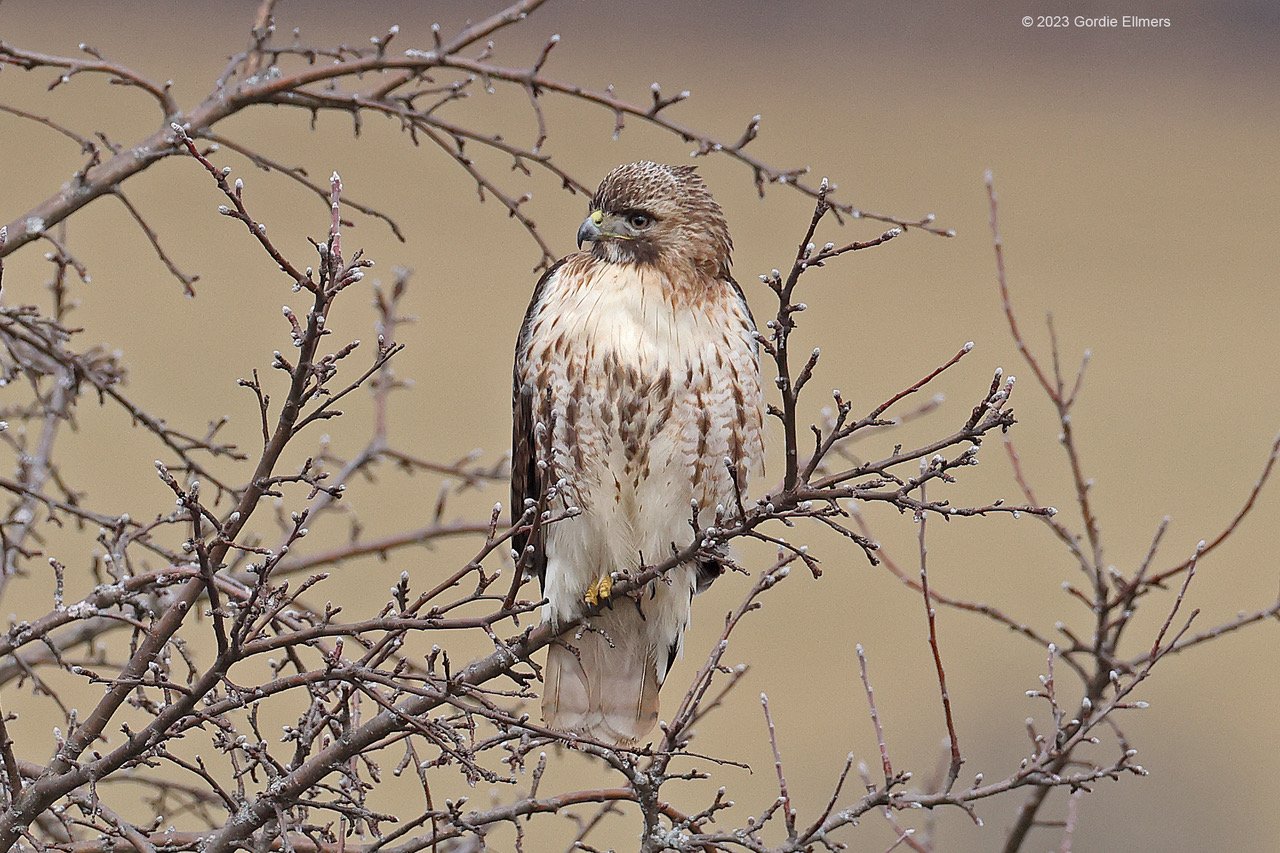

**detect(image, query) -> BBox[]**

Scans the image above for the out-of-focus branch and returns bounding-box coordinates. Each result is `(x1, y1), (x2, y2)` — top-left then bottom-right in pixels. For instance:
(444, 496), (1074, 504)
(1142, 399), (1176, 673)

(1, 0), (949, 273)
(985, 171), (1278, 852)
(0, 6), (1273, 852)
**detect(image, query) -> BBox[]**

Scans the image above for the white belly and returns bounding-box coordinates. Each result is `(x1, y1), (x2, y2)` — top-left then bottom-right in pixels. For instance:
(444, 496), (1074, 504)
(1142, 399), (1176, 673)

(520, 260), (764, 653)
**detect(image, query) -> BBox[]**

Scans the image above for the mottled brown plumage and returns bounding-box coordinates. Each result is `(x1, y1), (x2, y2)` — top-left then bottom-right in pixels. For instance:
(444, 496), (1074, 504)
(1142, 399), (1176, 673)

(513, 162), (764, 745)
(586, 162), (734, 280)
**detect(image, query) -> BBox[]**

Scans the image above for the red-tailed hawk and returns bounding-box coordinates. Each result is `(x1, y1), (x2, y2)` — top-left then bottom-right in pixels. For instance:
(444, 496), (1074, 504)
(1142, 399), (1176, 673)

(512, 162), (765, 745)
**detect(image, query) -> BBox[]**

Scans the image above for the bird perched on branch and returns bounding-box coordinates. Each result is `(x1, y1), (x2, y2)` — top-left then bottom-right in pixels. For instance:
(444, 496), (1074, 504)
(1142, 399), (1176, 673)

(512, 162), (765, 745)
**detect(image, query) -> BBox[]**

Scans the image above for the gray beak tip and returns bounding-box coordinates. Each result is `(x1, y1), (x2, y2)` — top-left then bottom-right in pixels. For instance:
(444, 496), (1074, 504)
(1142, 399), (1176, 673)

(577, 217), (601, 250)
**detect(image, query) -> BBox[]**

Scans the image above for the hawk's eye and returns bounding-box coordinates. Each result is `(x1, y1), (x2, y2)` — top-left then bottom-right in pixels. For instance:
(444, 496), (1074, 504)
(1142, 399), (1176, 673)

(626, 212), (654, 230)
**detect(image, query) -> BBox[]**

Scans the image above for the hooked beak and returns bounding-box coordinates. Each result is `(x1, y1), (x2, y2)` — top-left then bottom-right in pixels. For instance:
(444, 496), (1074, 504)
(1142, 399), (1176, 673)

(577, 209), (605, 249)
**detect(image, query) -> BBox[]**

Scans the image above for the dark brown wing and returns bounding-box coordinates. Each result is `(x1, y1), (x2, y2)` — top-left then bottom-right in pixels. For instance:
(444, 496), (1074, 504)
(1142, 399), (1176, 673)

(687, 274), (758, 601)
(512, 258), (567, 590)
(726, 274), (758, 355)
(511, 383), (543, 587)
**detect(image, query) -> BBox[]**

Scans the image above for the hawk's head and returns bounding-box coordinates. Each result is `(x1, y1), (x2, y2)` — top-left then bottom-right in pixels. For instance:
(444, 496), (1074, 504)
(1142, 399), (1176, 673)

(578, 162), (732, 278)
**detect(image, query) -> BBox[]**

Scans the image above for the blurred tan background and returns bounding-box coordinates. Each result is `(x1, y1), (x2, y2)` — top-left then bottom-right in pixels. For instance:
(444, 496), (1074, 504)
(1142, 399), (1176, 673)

(1, 1), (1278, 850)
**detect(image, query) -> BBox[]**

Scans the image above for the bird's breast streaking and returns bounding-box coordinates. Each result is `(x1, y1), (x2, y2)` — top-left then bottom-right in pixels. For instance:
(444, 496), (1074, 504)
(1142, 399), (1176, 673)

(512, 161), (763, 745)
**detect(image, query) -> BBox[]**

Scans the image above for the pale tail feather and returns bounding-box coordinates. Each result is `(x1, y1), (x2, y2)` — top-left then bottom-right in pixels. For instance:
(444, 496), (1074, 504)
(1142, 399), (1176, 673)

(542, 603), (662, 746)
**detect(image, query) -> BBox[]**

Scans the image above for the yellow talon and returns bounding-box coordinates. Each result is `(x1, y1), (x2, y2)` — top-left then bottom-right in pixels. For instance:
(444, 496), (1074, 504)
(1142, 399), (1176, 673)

(583, 573), (613, 607)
